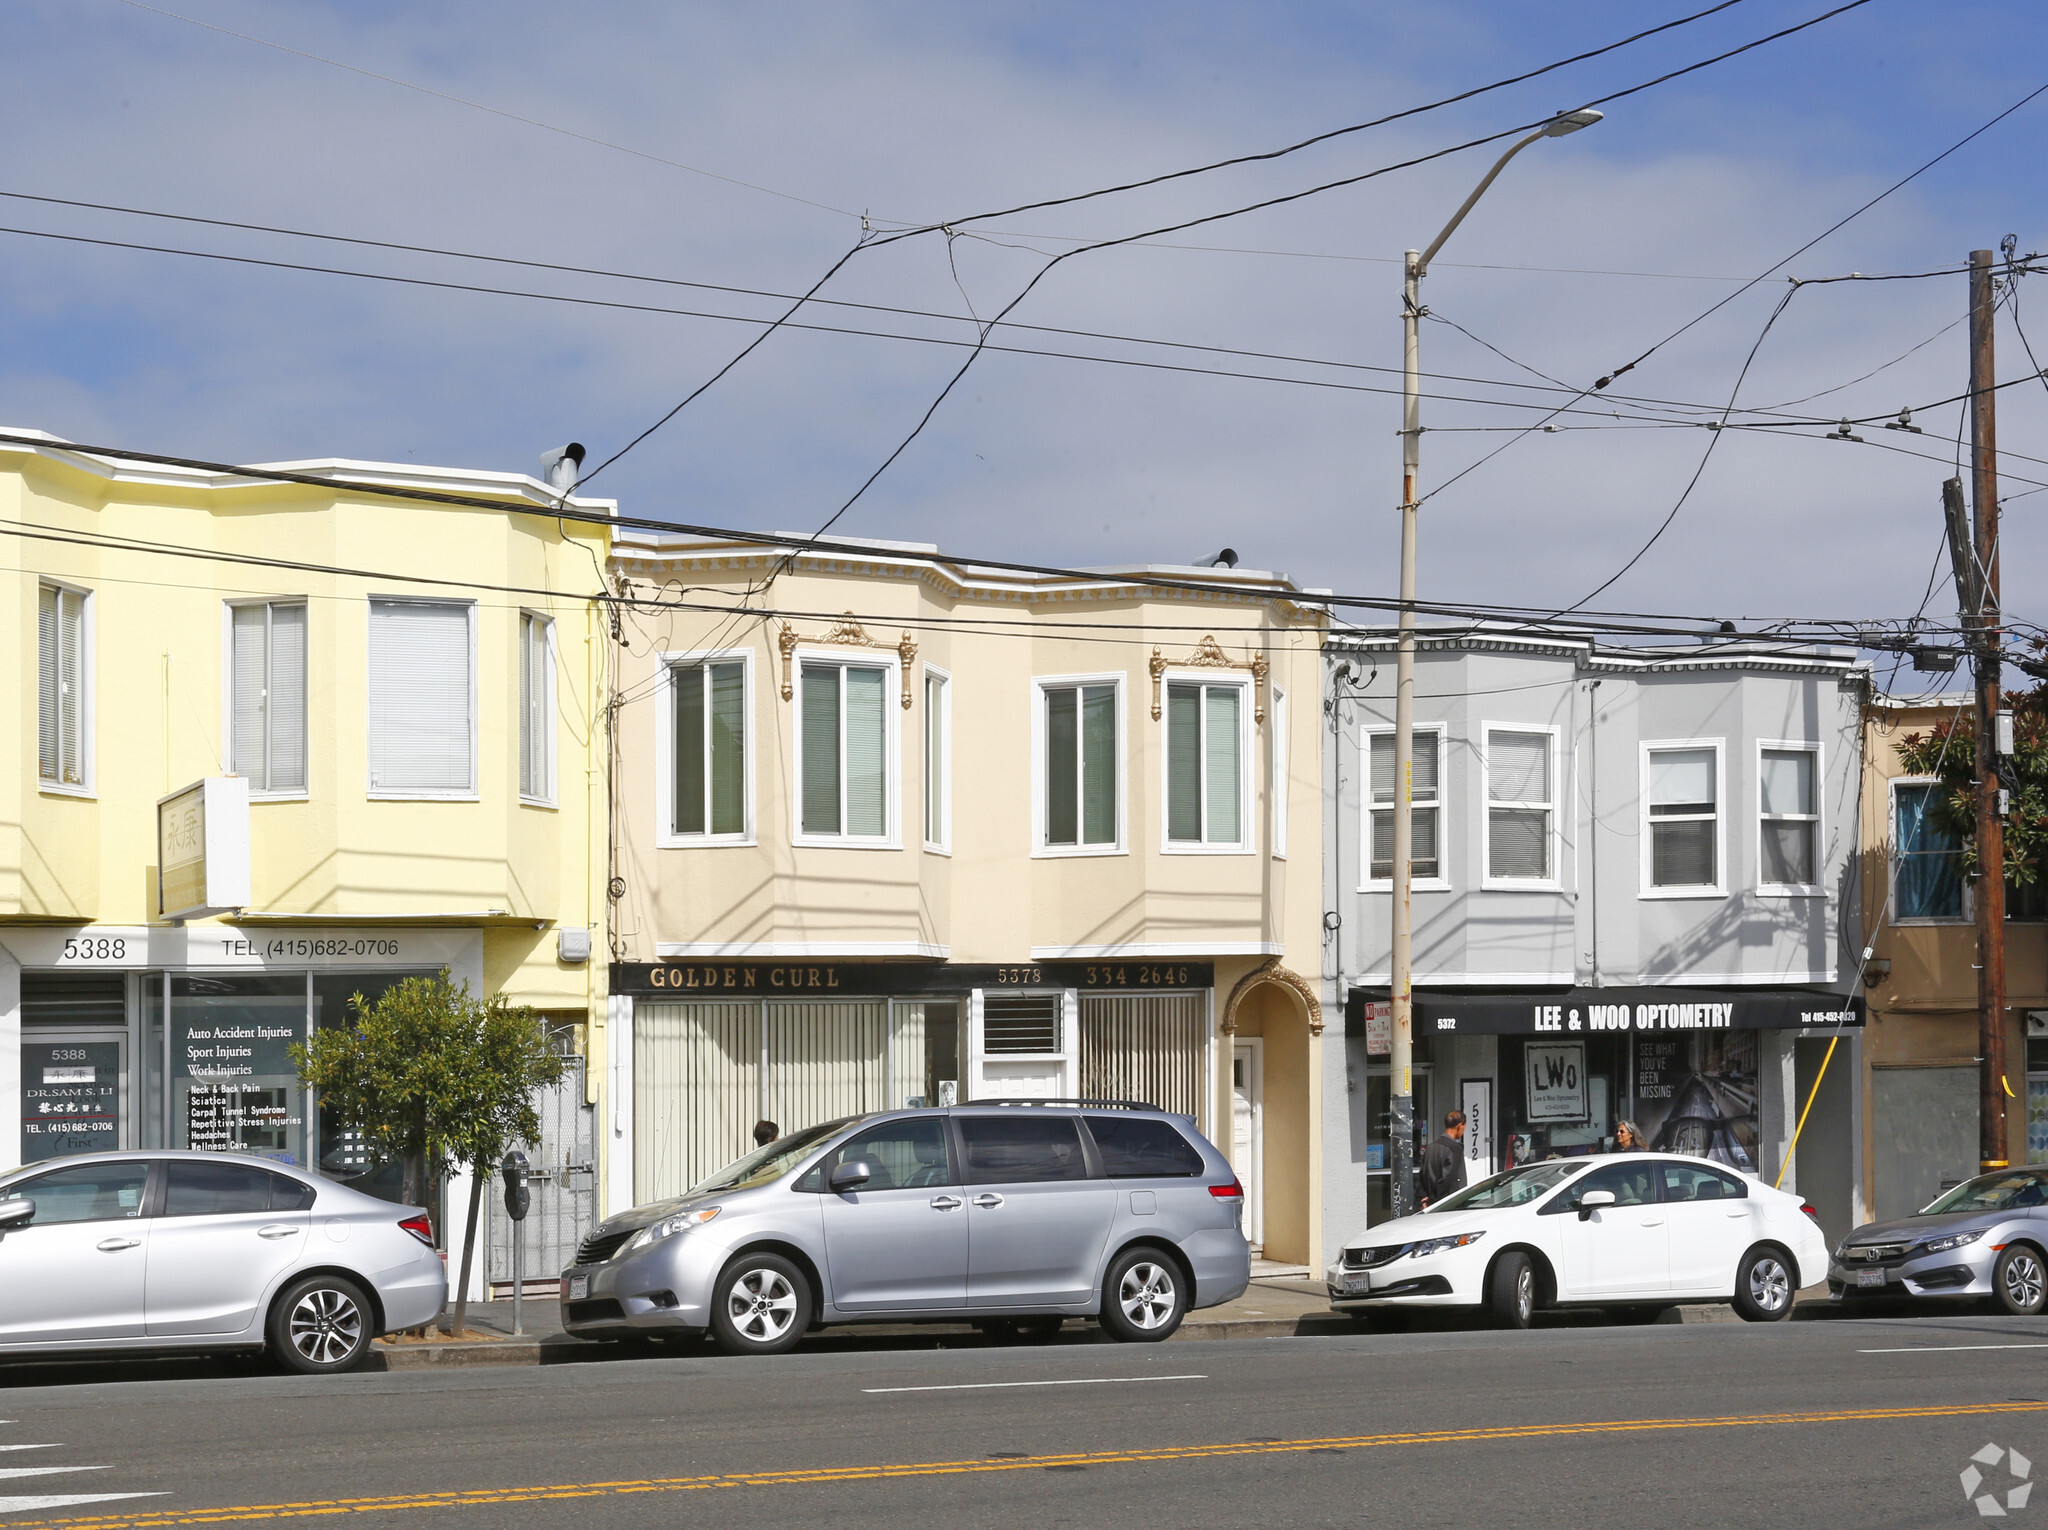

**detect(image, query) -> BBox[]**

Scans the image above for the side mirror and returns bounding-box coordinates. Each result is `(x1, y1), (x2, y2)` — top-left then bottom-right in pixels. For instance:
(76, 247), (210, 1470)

(1577, 1189), (1616, 1221)
(828, 1160), (874, 1194)
(0, 1197), (35, 1231)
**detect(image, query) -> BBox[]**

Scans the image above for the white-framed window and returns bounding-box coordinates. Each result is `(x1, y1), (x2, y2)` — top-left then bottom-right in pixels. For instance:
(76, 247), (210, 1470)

(518, 611), (556, 805)
(226, 599), (307, 796)
(1891, 776), (1965, 922)
(1164, 674), (1251, 852)
(795, 652), (898, 847)
(1270, 687), (1289, 860)
(37, 581), (91, 794)
(1758, 741), (1821, 893)
(923, 665), (952, 853)
(1483, 725), (1557, 887)
(658, 648), (751, 844)
(1642, 739), (1724, 896)
(1035, 675), (1122, 855)
(1364, 725), (1443, 886)
(368, 597), (476, 799)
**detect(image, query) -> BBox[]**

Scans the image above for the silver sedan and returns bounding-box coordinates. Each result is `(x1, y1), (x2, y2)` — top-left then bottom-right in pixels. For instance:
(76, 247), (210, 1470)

(0, 1150), (447, 1372)
(1829, 1167), (2048, 1314)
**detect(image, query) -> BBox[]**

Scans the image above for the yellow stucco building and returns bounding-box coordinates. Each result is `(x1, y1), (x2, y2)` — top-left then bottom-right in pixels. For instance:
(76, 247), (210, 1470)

(1, 430), (610, 1288)
(603, 530), (1330, 1265)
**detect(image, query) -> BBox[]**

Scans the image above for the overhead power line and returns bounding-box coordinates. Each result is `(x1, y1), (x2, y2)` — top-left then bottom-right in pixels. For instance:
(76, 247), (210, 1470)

(0, 429), (2017, 647)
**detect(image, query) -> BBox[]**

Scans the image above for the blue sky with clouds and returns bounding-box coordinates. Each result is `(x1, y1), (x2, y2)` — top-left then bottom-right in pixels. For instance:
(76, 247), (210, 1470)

(6, 0), (2047, 655)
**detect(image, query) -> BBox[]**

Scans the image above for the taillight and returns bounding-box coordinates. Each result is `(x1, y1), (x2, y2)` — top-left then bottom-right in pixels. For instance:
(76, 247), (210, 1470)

(1210, 1178), (1244, 1200)
(399, 1214), (435, 1247)
(1800, 1203), (1821, 1225)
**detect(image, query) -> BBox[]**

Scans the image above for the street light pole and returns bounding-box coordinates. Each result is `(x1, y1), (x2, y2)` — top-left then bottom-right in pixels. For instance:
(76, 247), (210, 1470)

(1389, 108), (1602, 1219)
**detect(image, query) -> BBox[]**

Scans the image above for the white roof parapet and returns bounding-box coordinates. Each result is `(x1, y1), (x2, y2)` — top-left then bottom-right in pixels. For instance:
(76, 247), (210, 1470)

(0, 426), (619, 517)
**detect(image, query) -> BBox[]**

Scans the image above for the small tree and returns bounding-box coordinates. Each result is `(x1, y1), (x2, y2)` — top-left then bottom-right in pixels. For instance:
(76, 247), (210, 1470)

(294, 970), (566, 1338)
(1894, 681), (2048, 895)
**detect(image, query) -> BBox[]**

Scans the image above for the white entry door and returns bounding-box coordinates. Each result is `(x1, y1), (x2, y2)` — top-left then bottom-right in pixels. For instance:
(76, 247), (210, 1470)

(1460, 1078), (1495, 1182)
(1232, 1039), (1264, 1252)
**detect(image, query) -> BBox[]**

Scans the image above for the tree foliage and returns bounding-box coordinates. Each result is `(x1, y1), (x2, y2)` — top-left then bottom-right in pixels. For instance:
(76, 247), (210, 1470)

(1894, 681), (2048, 886)
(292, 970), (567, 1205)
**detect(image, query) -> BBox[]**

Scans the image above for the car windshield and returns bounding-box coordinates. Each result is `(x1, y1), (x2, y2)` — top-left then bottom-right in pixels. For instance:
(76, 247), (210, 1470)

(1427, 1161), (1587, 1213)
(1922, 1170), (2048, 1214)
(687, 1120), (852, 1195)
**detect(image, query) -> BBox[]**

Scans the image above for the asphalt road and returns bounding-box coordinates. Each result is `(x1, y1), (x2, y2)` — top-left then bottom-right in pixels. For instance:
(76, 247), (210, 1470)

(3, 1310), (2047, 1530)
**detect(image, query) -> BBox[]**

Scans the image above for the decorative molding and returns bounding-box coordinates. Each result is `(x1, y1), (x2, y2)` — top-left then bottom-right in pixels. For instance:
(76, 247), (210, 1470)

(777, 622), (799, 701)
(777, 613), (914, 707)
(1221, 957), (1324, 1036)
(898, 632), (918, 709)
(1150, 637), (1269, 725)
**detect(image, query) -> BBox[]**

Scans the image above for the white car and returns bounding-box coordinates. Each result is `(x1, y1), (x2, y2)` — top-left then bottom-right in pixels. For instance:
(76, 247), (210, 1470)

(0, 1150), (448, 1373)
(1325, 1152), (1828, 1328)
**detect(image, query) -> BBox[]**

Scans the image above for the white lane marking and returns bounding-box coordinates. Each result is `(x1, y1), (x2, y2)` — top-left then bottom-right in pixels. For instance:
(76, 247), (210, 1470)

(0, 1469), (111, 1482)
(862, 1375), (1207, 1394)
(0, 1494), (168, 1514)
(1859, 1342), (2048, 1354)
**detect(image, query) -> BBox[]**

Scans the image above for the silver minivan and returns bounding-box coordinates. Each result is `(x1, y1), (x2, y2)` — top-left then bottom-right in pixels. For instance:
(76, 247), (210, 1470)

(561, 1102), (1251, 1354)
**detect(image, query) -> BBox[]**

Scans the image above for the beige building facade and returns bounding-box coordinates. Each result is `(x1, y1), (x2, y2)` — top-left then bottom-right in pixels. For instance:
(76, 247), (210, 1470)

(604, 531), (1329, 1264)
(1860, 690), (2044, 1221)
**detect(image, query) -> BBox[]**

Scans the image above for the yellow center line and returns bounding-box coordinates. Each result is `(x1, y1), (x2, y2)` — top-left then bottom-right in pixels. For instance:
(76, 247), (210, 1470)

(16, 1400), (2047, 1529)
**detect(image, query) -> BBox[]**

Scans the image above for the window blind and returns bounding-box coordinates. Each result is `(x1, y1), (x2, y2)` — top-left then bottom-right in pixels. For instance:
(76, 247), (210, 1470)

(1648, 749), (1714, 811)
(368, 600), (472, 793)
(1204, 684), (1240, 843)
(268, 604), (307, 792)
(519, 614), (550, 799)
(38, 585), (84, 786)
(924, 673), (946, 845)
(1488, 730), (1549, 879)
(845, 666), (886, 836)
(1760, 749), (1814, 816)
(1488, 732), (1548, 804)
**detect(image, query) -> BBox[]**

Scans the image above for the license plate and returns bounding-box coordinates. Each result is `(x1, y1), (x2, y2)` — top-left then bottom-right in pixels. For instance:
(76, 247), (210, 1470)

(1342, 1274), (1370, 1295)
(1856, 1268), (1885, 1289)
(567, 1276), (589, 1300)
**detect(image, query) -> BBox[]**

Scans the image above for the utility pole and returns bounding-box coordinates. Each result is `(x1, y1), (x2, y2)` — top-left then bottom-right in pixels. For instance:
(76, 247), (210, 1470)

(1968, 247), (2009, 1171)
(1387, 108), (1602, 1218)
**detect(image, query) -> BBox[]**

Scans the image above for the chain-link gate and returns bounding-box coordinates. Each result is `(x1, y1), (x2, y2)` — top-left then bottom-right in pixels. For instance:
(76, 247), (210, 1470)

(483, 1053), (595, 1296)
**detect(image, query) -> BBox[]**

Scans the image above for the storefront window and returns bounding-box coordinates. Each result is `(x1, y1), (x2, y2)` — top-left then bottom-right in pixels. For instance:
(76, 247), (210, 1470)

(312, 970), (437, 1194)
(2027, 1039), (2048, 1166)
(170, 974), (309, 1166)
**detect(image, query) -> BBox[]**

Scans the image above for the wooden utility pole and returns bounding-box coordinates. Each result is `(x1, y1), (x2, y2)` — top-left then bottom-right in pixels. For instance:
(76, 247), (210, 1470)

(1968, 247), (2010, 1171)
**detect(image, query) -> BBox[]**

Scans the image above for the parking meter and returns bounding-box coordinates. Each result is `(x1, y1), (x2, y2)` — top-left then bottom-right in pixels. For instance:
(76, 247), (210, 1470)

(502, 1150), (531, 1222)
(501, 1150), (531, 1337)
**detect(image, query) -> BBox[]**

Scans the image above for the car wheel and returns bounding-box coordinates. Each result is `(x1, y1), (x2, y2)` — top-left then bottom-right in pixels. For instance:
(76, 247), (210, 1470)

(268, 1274), (374, 1375)
(1486, 1252), (1537, 1329)
(708, 1254), (812, 1356)
(1995, 1245), (2048, 1316)
(1608, 1305), (1671, 1325)
(1099, 1249), (1187, 1342)
(1732, 1246), (1796, 1322)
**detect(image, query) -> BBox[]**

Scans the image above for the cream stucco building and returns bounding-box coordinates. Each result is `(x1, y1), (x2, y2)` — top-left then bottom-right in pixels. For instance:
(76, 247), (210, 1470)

(604, 530), (1331, 1264)
(1, 430), (610, 1289)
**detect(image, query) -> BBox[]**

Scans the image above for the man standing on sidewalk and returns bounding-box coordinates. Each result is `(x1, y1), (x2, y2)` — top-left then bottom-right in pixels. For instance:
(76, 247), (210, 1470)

(1418, 1110), (1467, 1209)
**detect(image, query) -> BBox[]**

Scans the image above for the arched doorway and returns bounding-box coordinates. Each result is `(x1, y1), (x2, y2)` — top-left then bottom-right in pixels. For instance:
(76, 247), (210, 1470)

(1221, 960), (1322, 1268)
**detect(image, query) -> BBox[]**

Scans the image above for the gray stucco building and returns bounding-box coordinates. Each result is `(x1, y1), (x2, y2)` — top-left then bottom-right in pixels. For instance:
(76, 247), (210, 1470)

(1319, 628), (1870, 1262)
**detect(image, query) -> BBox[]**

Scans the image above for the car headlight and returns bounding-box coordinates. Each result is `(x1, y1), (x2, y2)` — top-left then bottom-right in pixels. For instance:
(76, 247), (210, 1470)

(1409, 1231), (1486, 1259)
(1917, 1229), (1985, 1255)
(623, 1206), (721, 1254)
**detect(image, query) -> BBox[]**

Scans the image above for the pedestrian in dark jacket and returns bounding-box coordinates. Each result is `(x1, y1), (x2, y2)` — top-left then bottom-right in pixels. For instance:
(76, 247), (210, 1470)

(1418, 1110), (1468, 1208)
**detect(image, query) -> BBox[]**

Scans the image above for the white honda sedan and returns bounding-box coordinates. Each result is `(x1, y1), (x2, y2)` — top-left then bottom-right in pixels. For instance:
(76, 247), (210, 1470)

(1325, 1153), (1829, 1328)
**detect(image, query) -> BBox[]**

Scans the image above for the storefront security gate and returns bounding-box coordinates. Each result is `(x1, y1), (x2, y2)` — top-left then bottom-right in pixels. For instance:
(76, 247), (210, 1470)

(483, 1054), (595, 1296)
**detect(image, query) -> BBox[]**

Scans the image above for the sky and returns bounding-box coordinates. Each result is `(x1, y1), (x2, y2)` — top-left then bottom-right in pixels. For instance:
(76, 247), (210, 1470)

(6, 0), (2048, 677)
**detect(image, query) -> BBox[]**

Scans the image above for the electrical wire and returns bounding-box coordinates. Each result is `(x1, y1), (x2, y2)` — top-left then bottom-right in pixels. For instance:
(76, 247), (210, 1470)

(1591, 79), (2048, 391)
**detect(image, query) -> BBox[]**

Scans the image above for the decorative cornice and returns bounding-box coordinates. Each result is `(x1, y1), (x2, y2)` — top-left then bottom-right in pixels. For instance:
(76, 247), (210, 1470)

(777, 613), (917, 708)
(1150, 636), (1269, 724)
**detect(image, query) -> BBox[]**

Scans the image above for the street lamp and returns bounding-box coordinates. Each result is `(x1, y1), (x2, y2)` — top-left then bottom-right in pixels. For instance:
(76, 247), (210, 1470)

(1387, 108), (1602, 1219)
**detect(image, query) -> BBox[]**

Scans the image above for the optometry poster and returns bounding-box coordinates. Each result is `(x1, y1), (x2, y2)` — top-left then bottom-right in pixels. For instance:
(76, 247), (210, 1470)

(1635, 1031), (1758, 1172)
(1525, 1042), (1589, 1123)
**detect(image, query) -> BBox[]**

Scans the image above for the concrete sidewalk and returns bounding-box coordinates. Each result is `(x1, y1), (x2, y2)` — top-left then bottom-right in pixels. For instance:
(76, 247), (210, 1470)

(369, 1274), (1839, 1369)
